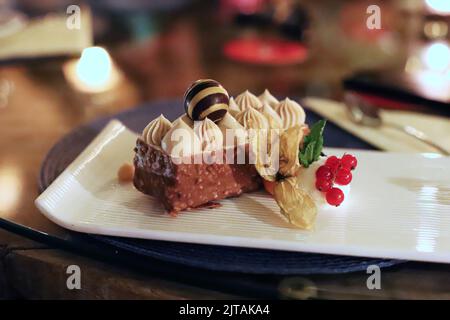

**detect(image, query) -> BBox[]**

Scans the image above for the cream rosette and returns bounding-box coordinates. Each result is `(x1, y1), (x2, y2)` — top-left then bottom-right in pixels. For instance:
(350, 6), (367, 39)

(141, 114), (172, 146)
(194, 118), (224, 152)
(217, 112), (246, 149)
(161, 118), (201, 161)
(228, 97), (241, 117)
(235, 106), (269, 129)
(261, 102), (283, 130)
(258, 89), (279, 109)
(276, 98), (306, 129)
(235, 90), (263, 111)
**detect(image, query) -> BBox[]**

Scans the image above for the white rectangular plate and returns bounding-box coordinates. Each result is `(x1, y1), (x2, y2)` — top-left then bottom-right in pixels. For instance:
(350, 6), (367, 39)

(36, 120), (450, 263)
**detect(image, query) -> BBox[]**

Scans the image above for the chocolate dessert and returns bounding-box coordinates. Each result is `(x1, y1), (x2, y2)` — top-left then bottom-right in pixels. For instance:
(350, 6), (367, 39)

(133, 140), (261, 213)
(130, 79), (358, 229)
(133, 79), (313, 216)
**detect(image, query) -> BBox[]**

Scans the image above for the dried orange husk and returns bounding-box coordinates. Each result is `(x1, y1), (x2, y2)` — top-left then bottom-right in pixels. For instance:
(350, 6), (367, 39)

(249, 128), (281, 181)
(278, 125), (304, 177)
(273, 176), (317, 229)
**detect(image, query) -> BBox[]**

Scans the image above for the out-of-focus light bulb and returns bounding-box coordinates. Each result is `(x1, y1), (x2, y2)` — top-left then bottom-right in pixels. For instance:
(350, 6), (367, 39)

(413, 69), (450, 101)
(406, 42), (450, 101)
(421, 41), (450, 72)
(0, 166), (22, 212)
(425, 0), (450, 14)
(63, 46), (121, 93)
(424, 21), (448, 39)
(76, 47), (112, 89)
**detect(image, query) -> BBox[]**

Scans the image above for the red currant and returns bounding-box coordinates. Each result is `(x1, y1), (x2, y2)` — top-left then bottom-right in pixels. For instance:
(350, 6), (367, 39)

(326, 187), (344, 206)
(335, 168), (352, 185)
(325, 156), (341, 170)
(316, 165), (333, 180)
(341, 154), (357, 170)
(315, 178), (332, 192)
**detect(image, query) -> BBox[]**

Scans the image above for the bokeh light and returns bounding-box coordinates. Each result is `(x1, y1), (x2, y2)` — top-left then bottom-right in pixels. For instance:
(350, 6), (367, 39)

(76, 47), (113, 89)
(421, 41), (450, 72)
(0, 166), (22, 212)
(425, 0), (450, 14)
(63, 46), (121, 93)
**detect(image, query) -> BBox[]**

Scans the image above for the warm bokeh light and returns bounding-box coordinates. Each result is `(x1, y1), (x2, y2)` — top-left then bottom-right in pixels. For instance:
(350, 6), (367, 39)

(405, 41), (450, 101)
(425, 0), (450, 14)
(404, 55), (422, 74)
(63, 46), (121, 93)
(423, 21), (448, 39)
(0, 166), (22, 212)
(76, 47), (113, 88)
(413, 69), (450, 100)
(421, 41), (450, 72)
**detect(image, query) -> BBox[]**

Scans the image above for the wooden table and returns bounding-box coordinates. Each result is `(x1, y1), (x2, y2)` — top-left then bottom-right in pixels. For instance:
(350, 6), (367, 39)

(1, 0), (450, 299)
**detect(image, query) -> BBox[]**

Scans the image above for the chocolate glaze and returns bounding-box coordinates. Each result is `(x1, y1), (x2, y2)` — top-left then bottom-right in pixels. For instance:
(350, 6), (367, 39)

(133, 139), (262, 214)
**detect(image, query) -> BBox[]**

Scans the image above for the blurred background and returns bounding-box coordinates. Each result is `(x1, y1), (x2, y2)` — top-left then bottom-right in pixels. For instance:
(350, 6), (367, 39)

(0, 0), (449, 230)
(0, 0), (448, 109)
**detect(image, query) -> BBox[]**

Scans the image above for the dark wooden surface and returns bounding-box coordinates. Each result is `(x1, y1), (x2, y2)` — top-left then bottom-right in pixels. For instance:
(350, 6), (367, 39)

(3, 227), (450, 299)
(0, 229), (242, 299)
(1, 0), (448, 299)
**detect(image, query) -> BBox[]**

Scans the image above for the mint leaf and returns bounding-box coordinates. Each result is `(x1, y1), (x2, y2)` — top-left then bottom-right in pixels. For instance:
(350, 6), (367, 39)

(308, 120), (326, 143)
(299, 152), (309, 167)
(298, 120), (326, 168)
(313, 136), (323, 161)
(305, 141), (316, 164)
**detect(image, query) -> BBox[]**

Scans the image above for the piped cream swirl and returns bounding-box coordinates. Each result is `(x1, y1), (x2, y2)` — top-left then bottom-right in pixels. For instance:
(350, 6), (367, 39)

(161, 118), (201, 157)
(142, 114), (172, 146)
(258, 89), (279, 109)
(217, 112), (246, 147)
(261, 103), (283, 129)
(228, 97), (241, 117)
(175, 113), (194, 127)
(235, 90), (262, 111)
(235, 106), (269, 129)
(194, 118), (223, 151)
(276, 98), (306, 129)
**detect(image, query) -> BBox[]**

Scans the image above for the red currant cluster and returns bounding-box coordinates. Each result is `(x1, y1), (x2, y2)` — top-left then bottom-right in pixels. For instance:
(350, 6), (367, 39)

(315, 154), (358, 207)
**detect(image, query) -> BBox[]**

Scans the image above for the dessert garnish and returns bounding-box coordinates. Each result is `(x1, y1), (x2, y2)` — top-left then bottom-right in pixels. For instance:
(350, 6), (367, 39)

(254, 124), (316, 229)
(326, 188), (345, 207)
(217, 111), (244, 130)
(176, 113), (194, 127)
(161, 117), (201, 158)
(217, 112), (245, 147)
(184, 79), (229, 122)
(235, 90), (263, 111)
(118, 163), (134, 183)
(258, 89), (279, 109)
(298, 119), (326, 168)
(132, 79), (358, 229)
(235, 106), (269, 129)
(273, 176), (317, 229)
(276, 97), (306, 129)
(194, 117), (223, 151)
(261, 102), (283, 129)
(315, 154), (358, 206)
(255, 119), (357, 228)
(142, 114), (172, 146)
(228, 97), (240, 117)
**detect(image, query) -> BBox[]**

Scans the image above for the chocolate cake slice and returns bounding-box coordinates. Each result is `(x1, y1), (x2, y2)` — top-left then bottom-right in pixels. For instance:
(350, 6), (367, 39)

(132, 80), (311, 216)
(133, 139), (261, 213)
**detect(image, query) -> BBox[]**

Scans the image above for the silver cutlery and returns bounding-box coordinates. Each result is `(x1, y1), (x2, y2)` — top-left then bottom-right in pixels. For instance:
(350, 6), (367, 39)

(345, 93), (450, 156)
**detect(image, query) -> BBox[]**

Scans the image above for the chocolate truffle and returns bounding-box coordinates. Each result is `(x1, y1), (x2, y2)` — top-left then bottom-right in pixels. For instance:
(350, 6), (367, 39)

(184, 79), (229, 122)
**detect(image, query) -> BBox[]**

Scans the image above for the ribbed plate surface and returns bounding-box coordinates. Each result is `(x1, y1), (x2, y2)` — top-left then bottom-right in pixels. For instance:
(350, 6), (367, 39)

(35, 120), (450, 263)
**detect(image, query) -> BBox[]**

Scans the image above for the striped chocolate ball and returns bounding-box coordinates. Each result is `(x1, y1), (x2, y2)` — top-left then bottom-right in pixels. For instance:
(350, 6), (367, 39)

(184, 79), (229, 122)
